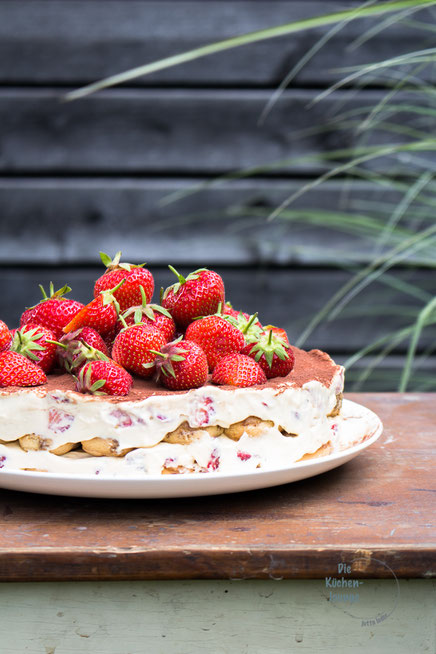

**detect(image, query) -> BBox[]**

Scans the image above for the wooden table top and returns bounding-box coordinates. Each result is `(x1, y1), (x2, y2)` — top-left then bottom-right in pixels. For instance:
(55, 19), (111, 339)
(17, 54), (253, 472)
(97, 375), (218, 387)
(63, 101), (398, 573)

(0, 393), (434, 582)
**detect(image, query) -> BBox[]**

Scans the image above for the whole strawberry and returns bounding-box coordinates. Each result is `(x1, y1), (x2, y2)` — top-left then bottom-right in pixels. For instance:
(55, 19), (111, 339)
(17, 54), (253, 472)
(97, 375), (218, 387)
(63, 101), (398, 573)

(0, 351), (47, 387)
(212, 353), (266, 388)
(9, 324), (57, 373)
(185, 315), (245, 371)
(94, 251), (155, 312)
(112, 324), (167, 378)
(151, 339), (208, 390)
(118, 286), (175, 342)
(56, 327), (110, 372)
(0, 320), (11, 352)
(161, 266), (225, 328)
(63, 282), (123, 338)
(20, 283), (84, 340)
(241, 329), (295, 379)
(76, 360), (132, 397)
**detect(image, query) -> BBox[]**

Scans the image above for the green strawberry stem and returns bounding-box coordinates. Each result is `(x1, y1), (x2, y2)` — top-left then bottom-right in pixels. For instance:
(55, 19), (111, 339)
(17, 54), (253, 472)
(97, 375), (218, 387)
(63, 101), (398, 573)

(118, 313), (129, 330)
(100, 279), (125, 314)
(241, 313), (259, 335)
(12, 327), (47, 363)
(46, 339), (66, 349)
(148, 349), (165, 358)
(90, 379), (107, 392)
(77, 365), (108, 396)
(139, 285), (148, 307)
(100, 251), (147, 272)
(165, 266), (208, 298)
(168, 265), (186, 285)
(38, 283), (72, 301)
(100, 250), (122, 268)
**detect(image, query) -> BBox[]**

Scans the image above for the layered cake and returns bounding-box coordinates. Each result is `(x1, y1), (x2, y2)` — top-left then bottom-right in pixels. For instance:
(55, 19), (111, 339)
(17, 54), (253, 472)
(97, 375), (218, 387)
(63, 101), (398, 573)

(0, 346), (346, 475)
(0, 254), (372, 478)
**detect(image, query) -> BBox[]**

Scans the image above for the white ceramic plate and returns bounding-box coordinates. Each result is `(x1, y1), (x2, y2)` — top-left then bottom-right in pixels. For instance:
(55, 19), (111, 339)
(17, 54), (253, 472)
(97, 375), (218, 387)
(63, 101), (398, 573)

(0, 399), (382, 498)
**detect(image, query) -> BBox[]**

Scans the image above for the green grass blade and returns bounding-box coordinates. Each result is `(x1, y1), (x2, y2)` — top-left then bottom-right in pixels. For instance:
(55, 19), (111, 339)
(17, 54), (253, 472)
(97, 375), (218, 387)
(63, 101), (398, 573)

(64, 0), (436, 101)
(348, 4), (427, 50)
(258, 0), (378, 125)
(296, 224), (436, 347)
(310, 47), (436, 107)
(268, 140), (436, 220)
(398, 296), (436, 391)
(373, 171), (433, 256)
(344, 316), (436, 368)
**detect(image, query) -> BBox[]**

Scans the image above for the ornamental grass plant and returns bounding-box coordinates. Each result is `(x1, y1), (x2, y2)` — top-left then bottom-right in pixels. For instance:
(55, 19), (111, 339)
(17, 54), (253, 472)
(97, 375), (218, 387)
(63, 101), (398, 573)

(67, 0), (436, 391)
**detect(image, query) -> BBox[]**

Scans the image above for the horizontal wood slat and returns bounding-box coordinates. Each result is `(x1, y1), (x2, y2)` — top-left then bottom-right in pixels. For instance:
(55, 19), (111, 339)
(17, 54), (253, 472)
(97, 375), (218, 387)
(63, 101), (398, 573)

(2, 178), (431, 266)
(0, 266), (432, 356)
(1, 1), (435, 86)
(0, 89), (430, 174)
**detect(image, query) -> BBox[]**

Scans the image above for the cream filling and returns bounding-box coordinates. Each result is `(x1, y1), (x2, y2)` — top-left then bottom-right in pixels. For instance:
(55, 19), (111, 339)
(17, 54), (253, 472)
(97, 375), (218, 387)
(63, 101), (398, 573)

(0, 399), (378, 477)
(0, 369), (344, 453)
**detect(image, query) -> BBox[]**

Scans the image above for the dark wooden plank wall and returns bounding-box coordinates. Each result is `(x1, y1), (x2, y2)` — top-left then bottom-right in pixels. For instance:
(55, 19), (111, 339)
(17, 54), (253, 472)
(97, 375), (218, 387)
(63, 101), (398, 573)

(0, 1), (435, 390)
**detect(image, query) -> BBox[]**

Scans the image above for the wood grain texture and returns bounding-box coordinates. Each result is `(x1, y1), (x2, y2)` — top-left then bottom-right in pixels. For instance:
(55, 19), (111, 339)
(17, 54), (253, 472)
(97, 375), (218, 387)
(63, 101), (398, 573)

(0, 266), (432, 354)
(0, 393), (434, 581)
(0, 178), (423, 266)
(0, 580), (434, 653)
(1, 1), (435, 86)
(0, 89), (430, 173)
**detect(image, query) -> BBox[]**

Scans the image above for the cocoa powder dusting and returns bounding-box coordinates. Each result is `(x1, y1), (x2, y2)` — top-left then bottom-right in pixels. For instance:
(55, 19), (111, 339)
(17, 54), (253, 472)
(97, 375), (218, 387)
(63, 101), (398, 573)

(0, 346), (342, 403)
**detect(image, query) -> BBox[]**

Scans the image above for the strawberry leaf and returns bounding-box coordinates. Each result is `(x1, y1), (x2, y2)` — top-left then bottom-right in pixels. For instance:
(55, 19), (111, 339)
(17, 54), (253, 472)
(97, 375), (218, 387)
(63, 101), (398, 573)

(99, 251), (114, 267)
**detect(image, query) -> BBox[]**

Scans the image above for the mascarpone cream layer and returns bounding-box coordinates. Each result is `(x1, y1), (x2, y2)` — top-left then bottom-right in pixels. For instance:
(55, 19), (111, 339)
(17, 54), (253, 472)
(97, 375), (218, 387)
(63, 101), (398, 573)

(0, 371), (344, 452)
(0, 348), (344, 459)
(0, 399), (378, 477)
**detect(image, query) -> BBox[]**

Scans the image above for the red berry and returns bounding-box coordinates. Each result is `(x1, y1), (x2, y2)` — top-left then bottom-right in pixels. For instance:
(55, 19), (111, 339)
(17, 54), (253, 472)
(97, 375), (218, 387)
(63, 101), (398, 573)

(241, 329), (295, 379)
(112, 324), (167, 378)
(212, 353), (267, 388)
(20, 284), (84, 340)
(56, 327), (110, 372)
(63, 284), (122, 338)
(76, 360), (132, 397)
(153, 339), (208, 390)
(185, 315), (245, 371)
(9, 323), (57, 373)
(161, 266), (225, 328)
(0, 351), (47, 387)
(94, 251), (154, 312)
(0, 320), (11, 352)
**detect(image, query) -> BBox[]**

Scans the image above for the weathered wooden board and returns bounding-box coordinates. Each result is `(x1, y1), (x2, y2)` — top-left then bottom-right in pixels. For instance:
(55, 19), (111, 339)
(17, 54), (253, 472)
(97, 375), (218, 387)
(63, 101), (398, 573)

(1, 178), (426, 266)
(0, 89), (430, 174)
(0, 394), (434, 581)
(0, 266), (433, 354)
(0, 580), (434, 654)
(1, 1), (435, 86)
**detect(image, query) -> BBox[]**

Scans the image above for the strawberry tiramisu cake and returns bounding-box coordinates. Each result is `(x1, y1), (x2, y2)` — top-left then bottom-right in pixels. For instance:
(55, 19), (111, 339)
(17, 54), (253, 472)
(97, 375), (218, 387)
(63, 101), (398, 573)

(0, 252), (370, 478)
